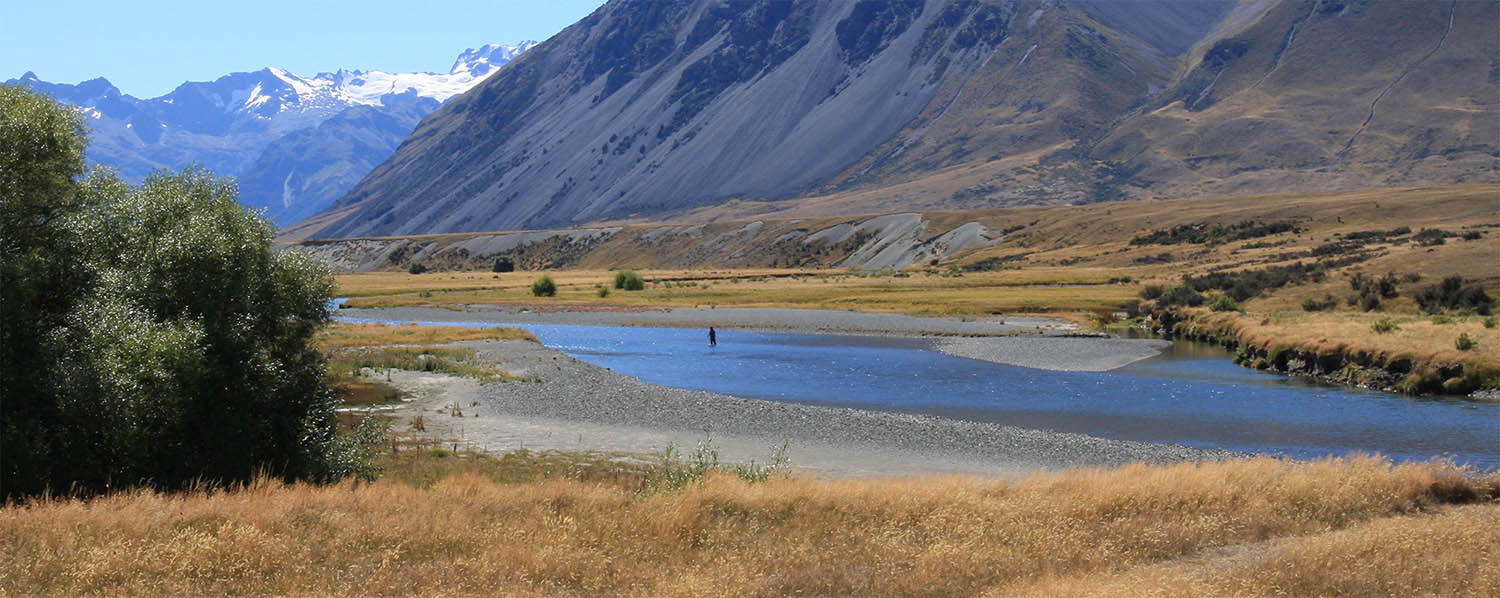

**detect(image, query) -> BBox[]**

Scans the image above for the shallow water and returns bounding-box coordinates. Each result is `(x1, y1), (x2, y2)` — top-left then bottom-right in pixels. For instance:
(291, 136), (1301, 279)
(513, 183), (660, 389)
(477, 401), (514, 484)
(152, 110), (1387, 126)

(336, 310), (1500, 468)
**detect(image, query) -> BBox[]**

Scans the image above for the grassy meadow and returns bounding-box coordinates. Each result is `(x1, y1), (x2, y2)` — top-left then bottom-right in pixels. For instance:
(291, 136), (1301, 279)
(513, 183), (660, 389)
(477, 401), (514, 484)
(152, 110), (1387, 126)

(2, 454), (1495, 596)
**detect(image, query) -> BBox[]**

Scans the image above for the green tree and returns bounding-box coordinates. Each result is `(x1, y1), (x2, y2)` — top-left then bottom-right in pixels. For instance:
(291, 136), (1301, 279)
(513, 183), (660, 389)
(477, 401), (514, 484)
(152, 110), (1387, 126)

(491, 255), (514, 273)
(531, 275), (557, 297)
(1, 86), (351, 498)
(614, 269), (645, 291)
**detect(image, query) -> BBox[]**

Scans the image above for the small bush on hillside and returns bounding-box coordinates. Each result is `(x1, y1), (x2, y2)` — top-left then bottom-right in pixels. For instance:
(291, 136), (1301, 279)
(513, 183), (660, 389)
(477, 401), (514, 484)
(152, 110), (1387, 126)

(1485, 317), (1497, 329)
(1455, 333), (1477, 351)
(531, 276), (557, 297)
(1371, 318), (1400, 334)
(1208, 293), (1240, 312)
(1413, 228), (1454, 247)
(491, 255), (514, 273)
(1348, 271), (1400, 310)
(1140, 284), (1166, 301)
(1302, 295), (1338, 312)
(1415, 276), (1494, 315)
(614, 270), (645, 290)
(1157, 285), (1206, 308)
(596, 285), (610, 298)
(407, 261), (428, 275)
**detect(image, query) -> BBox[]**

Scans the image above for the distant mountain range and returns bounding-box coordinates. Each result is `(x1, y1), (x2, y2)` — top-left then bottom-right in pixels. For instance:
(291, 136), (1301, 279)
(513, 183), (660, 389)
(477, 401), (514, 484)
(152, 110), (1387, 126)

(6, 42), (536, 225)
(302, 0), (1496, 239)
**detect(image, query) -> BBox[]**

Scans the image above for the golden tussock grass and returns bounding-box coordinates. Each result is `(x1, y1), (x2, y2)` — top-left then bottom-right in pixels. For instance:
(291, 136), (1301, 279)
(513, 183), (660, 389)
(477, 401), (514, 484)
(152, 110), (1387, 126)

(1191, 309), (1500, 371)
(314, 322), (537, 350)
(1009, 503), (1500, 597)
(2, 455), (1494, 596)
(337, 268), (1137, 315)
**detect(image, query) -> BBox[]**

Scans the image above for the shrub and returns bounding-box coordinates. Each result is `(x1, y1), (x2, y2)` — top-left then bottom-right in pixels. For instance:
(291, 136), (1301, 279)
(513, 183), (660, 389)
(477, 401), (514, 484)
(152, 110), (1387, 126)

(1158, 284), (1206, 308)
(1140, 284), (1165, 300)
(1415, 276), (1494, 315)
(491, 255), (514, 273)
(407, 261), (428, 275)
(1462, 231), (1482, 241)
(531, 276), (557, 297)
(1302, 295), (1338, 312)
(1412, 228), (1453, 247)
(1183, 258), (1361, 302)
(614, 270), (645, 290)
(1129, 220), (1299, 246)
(1208, 293), (1240, 312)
(1455, 333), (1477, 351)
(596, 285), (610, 298)
(1371, 318), (1399, 334)
(1431, 314), (1454, 325)
(1485, 317), (1497, 329)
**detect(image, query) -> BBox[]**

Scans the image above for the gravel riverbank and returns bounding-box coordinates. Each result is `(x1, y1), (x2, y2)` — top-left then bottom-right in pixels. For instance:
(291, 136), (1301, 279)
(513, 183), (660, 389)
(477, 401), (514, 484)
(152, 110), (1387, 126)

(379, 338), (1236, 478)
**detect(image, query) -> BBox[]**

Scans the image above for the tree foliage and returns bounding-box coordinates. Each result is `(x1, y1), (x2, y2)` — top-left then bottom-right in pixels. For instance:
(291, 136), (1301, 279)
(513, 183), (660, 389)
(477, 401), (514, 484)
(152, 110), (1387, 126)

(1, 85), (349, 499)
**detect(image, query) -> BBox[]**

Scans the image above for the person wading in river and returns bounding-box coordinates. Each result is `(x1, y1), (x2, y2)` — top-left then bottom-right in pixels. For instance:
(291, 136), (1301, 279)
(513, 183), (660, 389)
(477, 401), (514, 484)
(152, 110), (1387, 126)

(709, 327), (717, 347)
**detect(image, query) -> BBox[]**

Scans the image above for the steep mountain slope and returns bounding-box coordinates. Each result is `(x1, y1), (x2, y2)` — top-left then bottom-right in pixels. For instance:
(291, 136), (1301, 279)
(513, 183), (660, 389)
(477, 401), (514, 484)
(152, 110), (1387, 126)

(310, 0), (1496, 238)
(7, 42), (536, 223)
(319, 0), (1199, 237)
(1091, 0), (1499, 199)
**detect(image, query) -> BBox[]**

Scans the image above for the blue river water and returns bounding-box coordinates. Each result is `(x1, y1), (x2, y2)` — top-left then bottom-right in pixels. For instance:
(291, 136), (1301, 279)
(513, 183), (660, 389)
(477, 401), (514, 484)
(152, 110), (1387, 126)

(335, 310), (1500, 468)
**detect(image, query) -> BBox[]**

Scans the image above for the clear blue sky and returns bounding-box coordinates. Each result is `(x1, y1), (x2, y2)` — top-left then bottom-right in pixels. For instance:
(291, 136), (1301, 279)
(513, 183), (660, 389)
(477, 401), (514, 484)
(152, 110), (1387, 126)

(1, 0), (607, 98)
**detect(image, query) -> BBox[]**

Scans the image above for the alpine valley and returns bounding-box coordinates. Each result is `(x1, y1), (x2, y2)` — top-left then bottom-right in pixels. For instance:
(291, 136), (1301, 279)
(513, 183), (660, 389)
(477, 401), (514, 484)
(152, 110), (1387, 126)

(7, 41), (536, 225)
(302, 0), (1496, 238)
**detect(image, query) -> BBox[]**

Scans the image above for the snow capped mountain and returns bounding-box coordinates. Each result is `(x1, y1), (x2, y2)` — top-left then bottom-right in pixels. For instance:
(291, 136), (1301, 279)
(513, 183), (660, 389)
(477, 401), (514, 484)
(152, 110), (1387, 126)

(8, 42), (536, 225)
(450, 41), (539, 78)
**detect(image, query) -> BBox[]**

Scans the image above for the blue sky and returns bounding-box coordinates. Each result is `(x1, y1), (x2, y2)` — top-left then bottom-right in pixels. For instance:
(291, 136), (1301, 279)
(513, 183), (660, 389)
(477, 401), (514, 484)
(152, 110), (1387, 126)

(2, 0), (606, 98)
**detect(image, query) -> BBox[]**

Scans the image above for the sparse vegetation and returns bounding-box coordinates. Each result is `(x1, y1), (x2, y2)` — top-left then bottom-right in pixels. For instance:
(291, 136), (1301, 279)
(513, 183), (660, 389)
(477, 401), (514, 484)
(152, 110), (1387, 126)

(407, 261), (428, 274)
(1372, 318), (1400, 334)
(1130, 219), (1300, 246)
(327, 346), (527, 384)
(314, 322), (536, 350)
(1346, 271), (1401, 312)
(1132, 251), (1174, 264)
(1343, 226), (1411, 241)
(1455, 333), (1477, 352)
(1412, 228), (1455, 247)
(1302, 294), (1339, 312)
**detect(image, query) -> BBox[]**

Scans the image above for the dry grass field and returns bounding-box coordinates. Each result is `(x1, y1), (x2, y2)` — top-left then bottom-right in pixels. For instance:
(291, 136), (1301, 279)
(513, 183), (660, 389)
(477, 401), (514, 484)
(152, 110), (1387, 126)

(315, 322), (537, 349)
(2, 455), (1494, 596)
(337, 267), (1138, 315)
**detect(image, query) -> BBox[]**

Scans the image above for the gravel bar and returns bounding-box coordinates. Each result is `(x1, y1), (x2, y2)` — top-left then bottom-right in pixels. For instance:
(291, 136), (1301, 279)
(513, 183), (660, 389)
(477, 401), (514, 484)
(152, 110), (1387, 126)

(448, 339), (1237, 477)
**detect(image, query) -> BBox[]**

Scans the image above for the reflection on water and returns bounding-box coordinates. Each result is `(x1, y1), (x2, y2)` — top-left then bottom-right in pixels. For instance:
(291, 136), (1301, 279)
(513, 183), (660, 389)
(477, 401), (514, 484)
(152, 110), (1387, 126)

(335, 314), (1500, 469)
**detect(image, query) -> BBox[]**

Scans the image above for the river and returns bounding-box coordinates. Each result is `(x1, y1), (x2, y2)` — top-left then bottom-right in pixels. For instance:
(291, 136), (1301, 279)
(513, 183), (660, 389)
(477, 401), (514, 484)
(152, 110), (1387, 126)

(334, 308), (1500, 469)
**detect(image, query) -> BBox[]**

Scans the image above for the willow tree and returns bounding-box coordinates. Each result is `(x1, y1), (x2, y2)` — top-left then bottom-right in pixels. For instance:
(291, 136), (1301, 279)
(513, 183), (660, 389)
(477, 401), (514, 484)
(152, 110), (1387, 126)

(1, 85), (360, 499)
